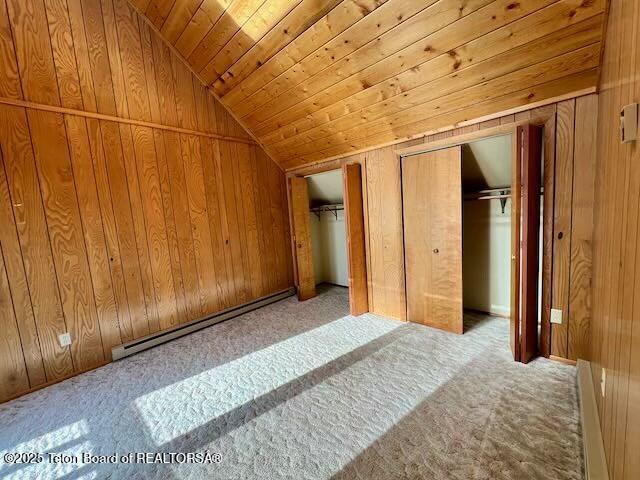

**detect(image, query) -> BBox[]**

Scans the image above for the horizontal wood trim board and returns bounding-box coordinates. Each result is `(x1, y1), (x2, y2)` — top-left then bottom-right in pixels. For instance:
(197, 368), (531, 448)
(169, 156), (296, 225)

(278, 66), (599, 165)
(285, 89), (596, 173)
(0, 97), (255, 145)
(397, 128), (518, 158)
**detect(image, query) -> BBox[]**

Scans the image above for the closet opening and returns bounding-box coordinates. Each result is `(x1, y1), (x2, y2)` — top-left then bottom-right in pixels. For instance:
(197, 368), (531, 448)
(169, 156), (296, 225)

(461, 135), (514, 331)
(289, 164), (369, 316)
(400, 124), (543, 363)
(308, 169), (349, 292)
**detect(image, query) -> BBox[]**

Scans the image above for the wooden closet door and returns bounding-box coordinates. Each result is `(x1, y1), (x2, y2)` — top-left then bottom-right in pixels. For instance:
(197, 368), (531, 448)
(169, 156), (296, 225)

(343, 163), (368, 316)
(402, 147), (463, 334)
(510, 130), (522, 361)
(290, 176), (316, 301)
(518, 124), (542, 363)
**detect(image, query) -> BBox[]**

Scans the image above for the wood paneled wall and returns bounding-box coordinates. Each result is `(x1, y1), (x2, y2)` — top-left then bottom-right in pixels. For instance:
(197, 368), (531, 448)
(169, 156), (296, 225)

(291, 94), (598, 361)
(0, 0), (292, 403)
(589, 1), (640, 479)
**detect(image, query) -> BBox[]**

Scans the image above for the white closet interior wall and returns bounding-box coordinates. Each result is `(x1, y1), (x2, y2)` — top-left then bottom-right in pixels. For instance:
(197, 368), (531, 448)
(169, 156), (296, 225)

(307, 171), (348, 287)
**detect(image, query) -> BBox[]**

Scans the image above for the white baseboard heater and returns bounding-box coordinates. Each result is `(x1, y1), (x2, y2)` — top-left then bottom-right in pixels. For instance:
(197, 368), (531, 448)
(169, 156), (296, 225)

(112, 287), (296, 361)
(577, 360), (609, 480)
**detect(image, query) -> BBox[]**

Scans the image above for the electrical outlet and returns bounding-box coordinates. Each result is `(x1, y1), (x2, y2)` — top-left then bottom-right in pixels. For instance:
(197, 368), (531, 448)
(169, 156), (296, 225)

(550, 308), (563, 324)
(621, 103), (638, 143)
(601, 368), (606, 397)
(58, 332), (72, 348)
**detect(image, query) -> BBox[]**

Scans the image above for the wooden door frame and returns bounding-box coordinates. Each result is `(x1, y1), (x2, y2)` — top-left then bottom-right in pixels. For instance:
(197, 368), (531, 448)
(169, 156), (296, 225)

(396, 120), (550, 361)
(285, 165), (370, 314)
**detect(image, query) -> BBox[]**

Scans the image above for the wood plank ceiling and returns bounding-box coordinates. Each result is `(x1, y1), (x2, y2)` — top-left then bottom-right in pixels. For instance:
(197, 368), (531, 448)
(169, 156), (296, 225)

(130, 0), (607, 170)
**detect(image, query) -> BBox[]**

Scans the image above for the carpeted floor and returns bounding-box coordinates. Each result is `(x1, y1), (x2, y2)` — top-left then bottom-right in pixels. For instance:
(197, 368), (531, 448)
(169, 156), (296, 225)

(0, 286), (583, 480)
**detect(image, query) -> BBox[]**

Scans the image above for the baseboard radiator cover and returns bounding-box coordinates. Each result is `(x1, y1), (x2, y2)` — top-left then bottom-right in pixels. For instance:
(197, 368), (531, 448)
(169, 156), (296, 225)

(112, 287), (296, 361)
(577, 359), (609, 480)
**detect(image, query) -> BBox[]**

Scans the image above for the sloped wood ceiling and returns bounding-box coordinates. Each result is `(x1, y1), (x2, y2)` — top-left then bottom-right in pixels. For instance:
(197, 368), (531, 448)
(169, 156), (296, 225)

(131, 0), (607, 170)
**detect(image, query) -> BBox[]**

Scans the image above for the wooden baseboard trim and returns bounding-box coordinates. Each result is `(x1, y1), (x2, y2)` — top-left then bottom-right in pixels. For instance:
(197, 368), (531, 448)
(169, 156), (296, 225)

(463, 308), (510, 319)
(577, 360), (609, 480)
(1, 360), (109, 405)
(550, 355), (578, 365)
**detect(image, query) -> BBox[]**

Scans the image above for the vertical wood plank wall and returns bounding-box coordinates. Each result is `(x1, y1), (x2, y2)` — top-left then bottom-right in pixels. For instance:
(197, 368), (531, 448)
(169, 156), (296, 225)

(292, 95), (598, 362)
(589, 1), (640, 479)
(0, 0), (293, 403)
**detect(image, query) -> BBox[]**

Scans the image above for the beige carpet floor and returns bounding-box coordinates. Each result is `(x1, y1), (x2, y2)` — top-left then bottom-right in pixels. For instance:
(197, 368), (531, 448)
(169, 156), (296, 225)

(0, 285), (582, 479)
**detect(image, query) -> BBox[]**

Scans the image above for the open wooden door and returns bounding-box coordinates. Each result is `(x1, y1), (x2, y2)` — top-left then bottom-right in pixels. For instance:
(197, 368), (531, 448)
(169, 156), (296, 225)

(402, 147), (463, 334)
(290, 176), (316, 301)
(510, 131), (522, 361)
(518, 124), (542, 363)
(343, 163), (368, 315)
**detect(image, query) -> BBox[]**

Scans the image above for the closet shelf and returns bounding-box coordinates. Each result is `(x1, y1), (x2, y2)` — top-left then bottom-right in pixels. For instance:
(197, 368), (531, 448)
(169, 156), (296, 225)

(310, 204), (344, 220)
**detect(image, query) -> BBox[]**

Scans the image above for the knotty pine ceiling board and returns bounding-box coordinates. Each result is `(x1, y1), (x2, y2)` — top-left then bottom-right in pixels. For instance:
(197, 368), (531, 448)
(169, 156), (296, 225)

(130, 0), (607, 169)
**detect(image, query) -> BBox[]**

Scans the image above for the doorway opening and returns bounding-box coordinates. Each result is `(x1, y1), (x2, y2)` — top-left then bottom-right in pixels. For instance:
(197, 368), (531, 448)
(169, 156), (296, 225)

(462, 135), (513, 328)
(289, 163), (369, 316)
(307, 169), (349, 290)
(399, 124), (543, 363)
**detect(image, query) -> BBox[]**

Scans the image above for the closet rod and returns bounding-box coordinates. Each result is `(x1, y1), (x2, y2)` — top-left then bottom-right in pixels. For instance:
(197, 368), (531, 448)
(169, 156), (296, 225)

(463, 190), (511, 213)
(464, 194), (512, 201)
(463, 187), (543, 213)
(474, 187), (511, 194)
(310, 204), (344, 220)
(465, 187), (545, 196)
